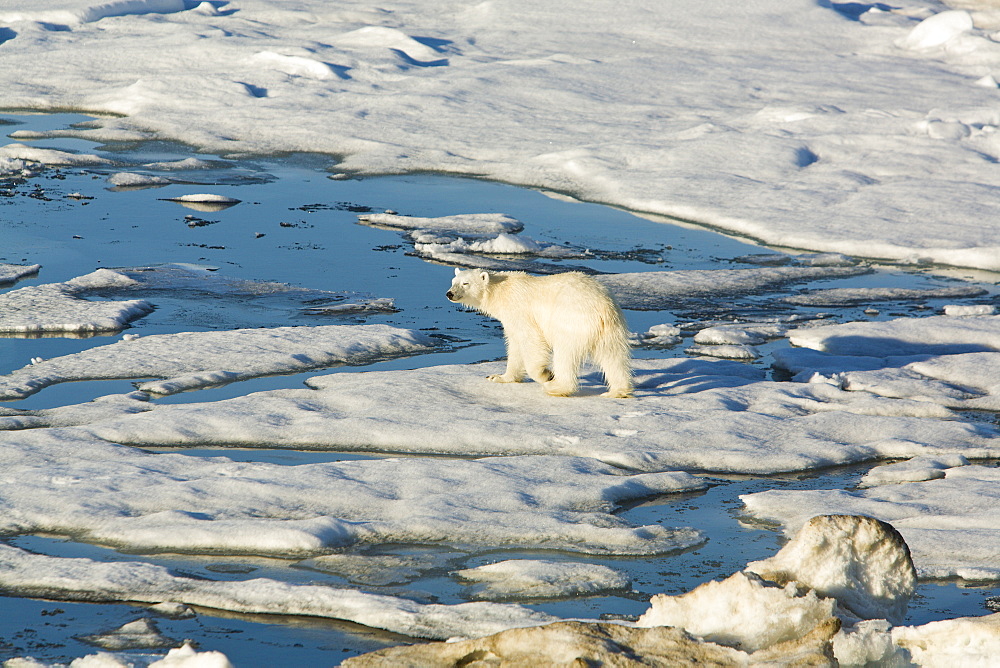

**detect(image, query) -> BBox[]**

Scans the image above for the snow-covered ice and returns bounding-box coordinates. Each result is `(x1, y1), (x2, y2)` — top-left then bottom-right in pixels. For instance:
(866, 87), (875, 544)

(53, 357), (997, 473)
(0, 269), (154, 334)
(0, 544), (557, 641)
(0, 263), (40, 286)
(0, 323), (438, 400)
(743, 463), (1000, 581)
(0, 430), (706, 556)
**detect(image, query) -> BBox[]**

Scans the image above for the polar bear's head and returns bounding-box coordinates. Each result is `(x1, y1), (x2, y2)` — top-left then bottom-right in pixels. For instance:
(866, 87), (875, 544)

(446, 268), (491, 308)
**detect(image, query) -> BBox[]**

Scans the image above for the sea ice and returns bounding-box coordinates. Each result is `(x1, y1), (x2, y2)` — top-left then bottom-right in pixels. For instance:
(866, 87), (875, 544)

(597, 265), (869, 310)
(0, 269), (154, 335)
(357, 213), (523, 237)
(454, 559), (631, 601)
(0, 323), (438, 399)
(0, 262), (41, 286)
(79, 618), (177, 650)
(108, 172), (170, 187)
(782, 285), (987, 306)
(0, 143), (111, 168)
(0, 544), (557, 640)
(742, 463), (1000, 581)
(69, 358), (998, 473)
(4, 2), (1000, 268)
(788, 314), (1000, 357)
(0, 430), (706, 556)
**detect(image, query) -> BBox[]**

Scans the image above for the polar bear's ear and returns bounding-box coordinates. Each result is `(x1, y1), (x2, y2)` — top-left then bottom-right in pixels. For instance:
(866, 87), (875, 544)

(454, 267), (461, 276)
(478, 271), (490, 284)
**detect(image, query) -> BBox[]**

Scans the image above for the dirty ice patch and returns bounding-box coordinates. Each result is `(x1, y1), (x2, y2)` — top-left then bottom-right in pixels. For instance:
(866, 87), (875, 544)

(0, 0), (186, 26)
(598, 266), (869, 310)
(742, 463), (1000, 580)
(0, 262), (41, 286)
(0, 323), (437, 400)
(0, 544), (557, 641)
(0, 430), (705, 556)
(78, 357), (1000, 474)
(0, 269), (154, 335)
(788, 314), (1000, 357)
(455, 559), (631, 601)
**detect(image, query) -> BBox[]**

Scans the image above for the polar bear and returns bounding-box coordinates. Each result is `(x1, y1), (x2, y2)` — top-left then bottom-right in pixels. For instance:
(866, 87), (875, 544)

(447, 268), (633, 398)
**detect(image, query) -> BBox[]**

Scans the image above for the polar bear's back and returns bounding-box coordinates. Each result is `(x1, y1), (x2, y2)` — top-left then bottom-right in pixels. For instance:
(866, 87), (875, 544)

(486, 271), (626, 340)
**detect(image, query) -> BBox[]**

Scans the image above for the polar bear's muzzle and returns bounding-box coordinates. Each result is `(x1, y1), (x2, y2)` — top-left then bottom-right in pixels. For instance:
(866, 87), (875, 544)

(446, 290), (457, 302)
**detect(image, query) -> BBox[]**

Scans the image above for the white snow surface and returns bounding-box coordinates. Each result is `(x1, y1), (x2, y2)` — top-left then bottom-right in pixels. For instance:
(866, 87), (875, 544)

(20, 357), (999, 474)
(0, 323), (438, 399)
(0, 429), (706, 556)
(6, 1), (1000, 268)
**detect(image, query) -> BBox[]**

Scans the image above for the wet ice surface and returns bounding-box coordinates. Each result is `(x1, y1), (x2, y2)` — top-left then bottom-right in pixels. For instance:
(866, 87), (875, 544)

(3, 113), (1000, 665)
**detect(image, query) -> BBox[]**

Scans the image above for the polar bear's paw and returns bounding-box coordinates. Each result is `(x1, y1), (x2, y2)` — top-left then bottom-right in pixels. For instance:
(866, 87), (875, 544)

(487, 373), (522, 383)
(602, 388), (634, 399)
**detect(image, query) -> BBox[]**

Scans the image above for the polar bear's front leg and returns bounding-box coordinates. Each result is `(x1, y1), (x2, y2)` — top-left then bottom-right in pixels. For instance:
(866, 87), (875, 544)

(487, 331), (527, 383)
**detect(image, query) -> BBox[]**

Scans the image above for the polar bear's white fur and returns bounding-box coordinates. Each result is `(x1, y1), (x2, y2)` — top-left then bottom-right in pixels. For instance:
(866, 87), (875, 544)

(447, 269), (633, 398)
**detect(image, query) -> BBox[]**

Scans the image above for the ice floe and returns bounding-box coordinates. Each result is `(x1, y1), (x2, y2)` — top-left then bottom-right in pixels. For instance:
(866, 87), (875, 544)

(0, 432), (705, 556)
(27, 358), (996, 473)
(597, 265), (869, 310)
(455, 559), (631, 601)
(0, 544), (557, 641)
(0, 323), (438, 400)
(0, 262), (40, 286)
(743, 463), (1000, 581)
(788, 314), (1000, 357)
(0, 269), (154, 335)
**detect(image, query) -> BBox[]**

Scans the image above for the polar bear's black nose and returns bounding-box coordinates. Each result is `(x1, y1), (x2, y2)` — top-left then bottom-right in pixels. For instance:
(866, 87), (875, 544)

(446, 290), (455, 301)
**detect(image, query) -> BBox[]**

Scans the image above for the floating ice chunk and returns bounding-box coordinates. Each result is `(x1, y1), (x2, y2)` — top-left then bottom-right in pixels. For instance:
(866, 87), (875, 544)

(636, 571), (838, 653)
(746, 515), (916, 624)
(633, 323), (682, 347)
(455, 559), (630, 601)
(0, 0), (186, 25)
(160, 193), (241, 212)
(147, 602), (195, 619)
(860, 454), (970, 487)
(108, 171), (170, 187)
(0, 143), (111, 167)
(788, 314), (1000, 357)
(80, 617), (178, 650)
(598, 266), (869, 310)
(685, 343), (761, 360)
(694, 323), (787, 345)
(358, 213), (523, 237)
(0, 262), (40, 286)
(944, 304), (996, 316)
(898, 10), (974, 50)
(0, 269), (153, 335)
(0, 323), (438, 399)
(0, 544), (556, 640)
(892, 613), (1000, 667)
